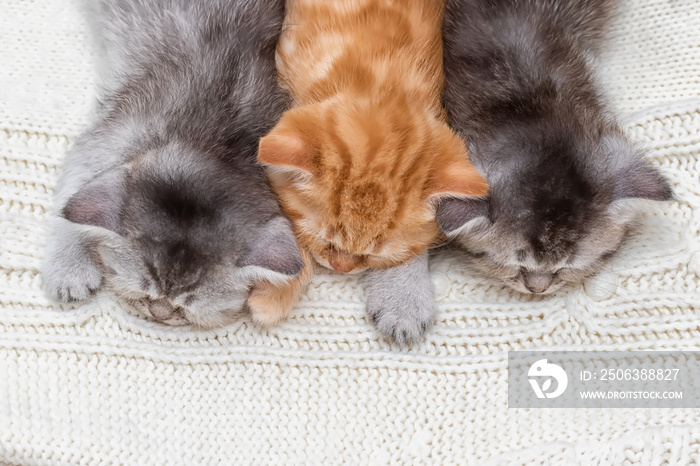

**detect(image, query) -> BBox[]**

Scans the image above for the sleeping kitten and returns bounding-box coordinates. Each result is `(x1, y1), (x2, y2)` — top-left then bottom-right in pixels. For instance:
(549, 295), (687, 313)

(366, 0), (674, 343)
(42, 0), (303, 328)
(437, 0), (673, 294)
(251, 0), (488, 324)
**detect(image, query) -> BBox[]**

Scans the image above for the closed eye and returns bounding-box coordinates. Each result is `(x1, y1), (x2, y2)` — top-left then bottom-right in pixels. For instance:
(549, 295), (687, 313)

(565, 250), (618, 275)
(600, 250), (617, 261)
(557, 266), (597, 281)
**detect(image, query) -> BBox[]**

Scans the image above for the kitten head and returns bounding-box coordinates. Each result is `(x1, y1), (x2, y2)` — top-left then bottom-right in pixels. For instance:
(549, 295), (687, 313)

(63, 141), (303, 327)
(258, 99), (488, 273)
(437, 122), (673, 294)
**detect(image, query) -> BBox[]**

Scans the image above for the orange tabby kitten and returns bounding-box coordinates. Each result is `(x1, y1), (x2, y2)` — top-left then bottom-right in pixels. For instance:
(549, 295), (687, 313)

(248, 0), (487, 325)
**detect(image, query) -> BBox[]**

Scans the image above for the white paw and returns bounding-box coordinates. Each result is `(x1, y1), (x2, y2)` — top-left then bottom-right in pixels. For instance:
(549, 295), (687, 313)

(43, 258), (103, 302)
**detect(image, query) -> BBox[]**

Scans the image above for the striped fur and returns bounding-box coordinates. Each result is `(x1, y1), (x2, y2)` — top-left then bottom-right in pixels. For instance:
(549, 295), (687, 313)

(253, 0), (487, 316)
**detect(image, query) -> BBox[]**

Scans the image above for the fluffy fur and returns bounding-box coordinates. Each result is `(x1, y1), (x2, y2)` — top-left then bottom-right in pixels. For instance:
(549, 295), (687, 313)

(364, 251), (435, 344)
(365, 0), (675, 344)
(438, 0), (673, 294)
(254, 0), (488, 322)
(42, 0), (304, 328)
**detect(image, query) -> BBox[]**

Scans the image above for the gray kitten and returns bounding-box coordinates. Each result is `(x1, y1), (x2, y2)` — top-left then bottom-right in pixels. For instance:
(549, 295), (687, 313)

(43, 0), (303, 328)
(367, 0), (673, 343)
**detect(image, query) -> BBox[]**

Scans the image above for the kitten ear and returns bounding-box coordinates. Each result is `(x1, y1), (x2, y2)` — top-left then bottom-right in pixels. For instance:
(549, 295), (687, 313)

(603, 135), (674, 221)
(428, 158), (488, 200)
(603, 133), (674, 202)
(258, 129), (314, 174)
(607, 164), (674, 223)
(238, 217), (304, 278)
(62, 168), (127, 235)
(427, 147), (489, 234)
(612, 162), (674, 202)
(436, 197), (489, 234)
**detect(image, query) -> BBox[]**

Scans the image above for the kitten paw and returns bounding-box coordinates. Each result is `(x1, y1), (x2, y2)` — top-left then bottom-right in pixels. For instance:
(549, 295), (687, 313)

(246, 281), (297, 327)
(364, 251), (436, 344)
(366, 291), (436, 345)
(246, 254), (312, 327)
(43, 256), (102, 302)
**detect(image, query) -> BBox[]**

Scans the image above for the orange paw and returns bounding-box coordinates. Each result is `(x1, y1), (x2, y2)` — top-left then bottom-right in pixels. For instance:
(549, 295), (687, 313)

(247, 282), (298, 327)
(247, 248), (314, 327)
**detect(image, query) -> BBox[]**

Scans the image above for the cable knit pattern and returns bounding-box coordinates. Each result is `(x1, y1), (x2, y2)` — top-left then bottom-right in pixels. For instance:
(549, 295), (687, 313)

(0, 0), (699, 464)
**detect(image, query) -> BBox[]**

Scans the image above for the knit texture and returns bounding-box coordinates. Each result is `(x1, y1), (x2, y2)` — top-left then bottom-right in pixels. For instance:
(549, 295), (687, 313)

(1, 0), (699, 464)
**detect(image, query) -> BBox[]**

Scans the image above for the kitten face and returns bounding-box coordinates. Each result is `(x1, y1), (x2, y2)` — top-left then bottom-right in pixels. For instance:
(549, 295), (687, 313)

(258, 99), (488, 273)
(445, 209), (629, 294)
(437, 125), (673, 295)
(63, 142), (303, 327)
(439, 0), (674, 295)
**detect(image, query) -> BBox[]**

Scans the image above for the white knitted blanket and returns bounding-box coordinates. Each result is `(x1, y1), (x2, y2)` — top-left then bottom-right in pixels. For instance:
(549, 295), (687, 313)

(1, 0), (699, 464)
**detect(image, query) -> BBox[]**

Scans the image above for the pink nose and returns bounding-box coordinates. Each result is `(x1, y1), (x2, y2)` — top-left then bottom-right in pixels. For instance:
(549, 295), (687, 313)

(328, 252), (356, 273)
(522, 272), (553, 294)
(148, 299), (176, 319)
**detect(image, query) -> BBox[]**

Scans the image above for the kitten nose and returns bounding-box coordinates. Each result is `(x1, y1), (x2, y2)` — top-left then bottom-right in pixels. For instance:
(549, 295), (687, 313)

(328, 250), (356, 273)
(523, 272), (553, 294)
(148, 299), (176, 319)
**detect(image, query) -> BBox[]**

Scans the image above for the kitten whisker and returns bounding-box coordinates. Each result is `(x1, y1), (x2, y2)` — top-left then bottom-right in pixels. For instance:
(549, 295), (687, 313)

(209, 330), (233, 356)
(587, 278), (634, 295)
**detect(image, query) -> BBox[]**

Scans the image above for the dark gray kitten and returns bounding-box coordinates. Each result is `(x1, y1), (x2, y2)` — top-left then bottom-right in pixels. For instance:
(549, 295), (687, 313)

(438, 0), (672, 294)
(42, 0), (303, 327)
(366, 0), (673, 344)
